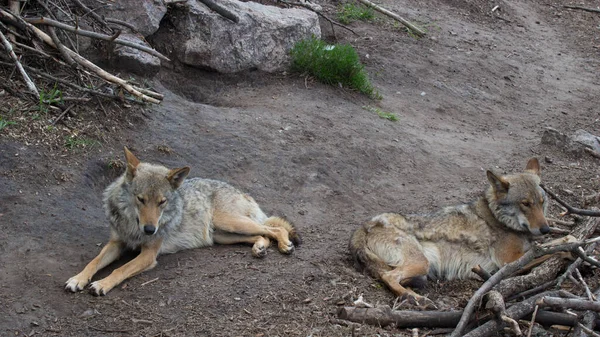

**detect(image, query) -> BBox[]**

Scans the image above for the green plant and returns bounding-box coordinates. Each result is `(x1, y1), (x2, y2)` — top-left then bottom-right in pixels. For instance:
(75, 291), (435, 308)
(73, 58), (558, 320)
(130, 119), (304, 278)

(337, 2), (375, 24)
(0, 116), (16, 131)
(64, 135), (98, 149)
(363, 105), (398, 121)
(290, 37), (379, 98)
(39, 84), (63, 113)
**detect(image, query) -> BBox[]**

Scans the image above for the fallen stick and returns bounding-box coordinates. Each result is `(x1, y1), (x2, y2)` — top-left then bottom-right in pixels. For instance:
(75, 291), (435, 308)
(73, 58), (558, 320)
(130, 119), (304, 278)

(541, 184), (600, 217)
(51, 104), (75, 125)
(471, 264), (492, 281)
(0, 10), (162, 104)
(0, 28), (39, 97)
(462, 291), (559, 337)
(199, 0), (239, 23)
(564, 5), (600, 14)
(356, 0), (425, 37)
(585, 147), (600, 159)
(451, 236), (600, 337)
(24, 17), (170, 61)
(484, 291), (521, 336)
(537, 296), (600, 312)
(337, 306), (463, 328)
(278, 0), (359, 37)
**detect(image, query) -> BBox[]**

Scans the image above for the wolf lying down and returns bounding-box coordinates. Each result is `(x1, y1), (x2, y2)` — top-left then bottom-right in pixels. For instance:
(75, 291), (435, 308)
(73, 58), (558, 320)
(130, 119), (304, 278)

(66, 148), (301, 296)
(350, 158), (561, 307)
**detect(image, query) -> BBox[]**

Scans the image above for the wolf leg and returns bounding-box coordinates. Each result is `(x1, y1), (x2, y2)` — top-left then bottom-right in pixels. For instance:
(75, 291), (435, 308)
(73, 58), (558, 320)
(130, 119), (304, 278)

(213, 231), (271, 258)
(380, 263), (436, 309)
(65, 239), (124, 292)
(213, 212), (294, 254)
(89, 239), (162, 296)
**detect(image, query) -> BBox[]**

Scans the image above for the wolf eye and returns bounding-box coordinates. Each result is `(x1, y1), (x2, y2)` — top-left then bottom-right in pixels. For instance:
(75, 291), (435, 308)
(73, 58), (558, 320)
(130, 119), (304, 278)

(521, 200), (531, 207)
(137, 196), (145, 204)
(159, 198), (167, 206)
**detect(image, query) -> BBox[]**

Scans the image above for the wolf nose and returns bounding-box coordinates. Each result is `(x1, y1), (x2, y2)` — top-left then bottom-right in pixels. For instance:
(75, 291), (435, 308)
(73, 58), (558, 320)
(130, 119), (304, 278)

(540, 224), (550, 234)
(143, 225), (156, 235)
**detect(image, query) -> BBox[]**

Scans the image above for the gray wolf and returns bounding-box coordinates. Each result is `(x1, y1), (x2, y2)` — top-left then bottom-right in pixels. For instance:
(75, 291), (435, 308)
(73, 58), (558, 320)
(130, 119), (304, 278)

(66, 147), (301, 295)
(349, 158), (550, 307)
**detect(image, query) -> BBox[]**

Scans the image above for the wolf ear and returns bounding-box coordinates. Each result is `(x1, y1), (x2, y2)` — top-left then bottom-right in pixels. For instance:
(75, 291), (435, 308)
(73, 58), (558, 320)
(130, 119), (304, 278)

(525, 157), (541, 177)
(486, 170), (510, 194)
(167, 167), (190, 189)
(124, 147), (140, 181)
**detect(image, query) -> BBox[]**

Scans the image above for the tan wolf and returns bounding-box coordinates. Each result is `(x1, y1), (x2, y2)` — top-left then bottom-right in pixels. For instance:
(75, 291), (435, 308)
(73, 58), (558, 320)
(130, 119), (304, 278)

(349, 158), (550, 307)
(66, 147), (301, 295)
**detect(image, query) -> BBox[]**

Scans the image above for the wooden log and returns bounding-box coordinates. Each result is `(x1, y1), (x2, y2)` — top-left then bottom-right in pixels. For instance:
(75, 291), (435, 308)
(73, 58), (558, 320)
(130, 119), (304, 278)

(538, 297), (600, 312)
(462, 291), (559, 337)
(356, 0), (425, 37)
(337, 306), (463, 328)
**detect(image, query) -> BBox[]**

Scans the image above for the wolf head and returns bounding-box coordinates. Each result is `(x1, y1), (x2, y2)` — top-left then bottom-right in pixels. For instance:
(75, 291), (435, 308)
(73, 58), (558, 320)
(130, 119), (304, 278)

(486, 158), (550, 236)
(123, 147), (190, 235)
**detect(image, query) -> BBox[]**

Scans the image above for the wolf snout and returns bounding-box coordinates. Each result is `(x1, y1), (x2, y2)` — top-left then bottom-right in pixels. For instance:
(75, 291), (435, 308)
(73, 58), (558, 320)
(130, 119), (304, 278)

(540, 223), (550, 234)
(143, 225), (157, 235)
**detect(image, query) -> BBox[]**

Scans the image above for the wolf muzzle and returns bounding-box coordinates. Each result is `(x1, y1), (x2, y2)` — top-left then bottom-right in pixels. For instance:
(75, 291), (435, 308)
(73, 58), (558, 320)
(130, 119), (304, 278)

(143, 225), (157, 235)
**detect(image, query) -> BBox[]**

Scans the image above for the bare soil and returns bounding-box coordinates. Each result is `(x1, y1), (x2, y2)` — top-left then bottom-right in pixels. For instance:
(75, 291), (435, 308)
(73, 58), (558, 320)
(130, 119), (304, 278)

(1, 0), (600, 336)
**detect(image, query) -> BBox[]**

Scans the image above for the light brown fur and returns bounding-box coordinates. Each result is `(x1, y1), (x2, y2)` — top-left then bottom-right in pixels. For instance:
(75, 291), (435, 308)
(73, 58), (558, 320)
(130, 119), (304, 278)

(349, 158), (553, 306)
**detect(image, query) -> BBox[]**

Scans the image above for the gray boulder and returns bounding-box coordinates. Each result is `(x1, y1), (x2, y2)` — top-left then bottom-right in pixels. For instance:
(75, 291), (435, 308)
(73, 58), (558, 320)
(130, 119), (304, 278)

(164, 0), (320, 73)
(98, 0), (167, 37)
(112, 34), (161, 76)
(541, 127), (600, 154)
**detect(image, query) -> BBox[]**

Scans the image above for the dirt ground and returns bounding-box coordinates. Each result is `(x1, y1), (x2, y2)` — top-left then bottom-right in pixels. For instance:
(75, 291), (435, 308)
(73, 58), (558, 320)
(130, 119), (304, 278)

(1, 0), (600, 336)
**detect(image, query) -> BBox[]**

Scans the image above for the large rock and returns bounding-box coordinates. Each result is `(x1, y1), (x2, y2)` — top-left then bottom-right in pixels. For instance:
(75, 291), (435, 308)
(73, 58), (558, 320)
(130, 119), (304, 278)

(163, 0), (320, 73)
(112, 34), (161, 76)
(96, 0), (167, 37)
(541, 127), (600, 153)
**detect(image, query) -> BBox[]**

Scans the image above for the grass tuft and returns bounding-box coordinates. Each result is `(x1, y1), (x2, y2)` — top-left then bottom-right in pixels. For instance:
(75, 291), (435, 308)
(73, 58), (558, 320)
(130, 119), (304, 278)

(363, 105), (398, 121)
(337, 2), (375, 25)
(290, 37), (380, 99)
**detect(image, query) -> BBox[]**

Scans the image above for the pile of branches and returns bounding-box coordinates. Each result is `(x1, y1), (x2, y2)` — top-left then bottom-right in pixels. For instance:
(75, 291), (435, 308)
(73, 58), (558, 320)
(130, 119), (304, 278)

(0, 0), (166, 120)
(339, 190), (600, 336)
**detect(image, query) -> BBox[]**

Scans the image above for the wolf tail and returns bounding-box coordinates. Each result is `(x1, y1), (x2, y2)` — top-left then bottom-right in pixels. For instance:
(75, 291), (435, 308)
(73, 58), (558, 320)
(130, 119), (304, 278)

(349, 222), (394, 280)
(264, 216), (302, 246)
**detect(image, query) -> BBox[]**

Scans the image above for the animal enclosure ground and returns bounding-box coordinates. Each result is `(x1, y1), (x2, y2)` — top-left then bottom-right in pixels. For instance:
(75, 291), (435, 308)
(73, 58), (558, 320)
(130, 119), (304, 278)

(1, 0), (599, 336)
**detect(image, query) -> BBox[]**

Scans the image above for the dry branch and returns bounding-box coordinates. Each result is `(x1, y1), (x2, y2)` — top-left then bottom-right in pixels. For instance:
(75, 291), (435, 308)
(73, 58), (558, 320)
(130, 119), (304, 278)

(462, 291), (559, 337)
(451, 236), (600, 337)
(24, 17), (170, 61)
(278, 0), (359, 37)
(199, 0), (239, 23)
(564, 5), (600, 14)
(537, 296), (600, 312)
(542, 184), (600, 217)
(0, 28), (39, 97)
(356, 0), (426, 37)
(0, 9), (162, 104)
(472, 265), (492, 281)
(483, 291), (521, 336)
(337, 306), (463, 328)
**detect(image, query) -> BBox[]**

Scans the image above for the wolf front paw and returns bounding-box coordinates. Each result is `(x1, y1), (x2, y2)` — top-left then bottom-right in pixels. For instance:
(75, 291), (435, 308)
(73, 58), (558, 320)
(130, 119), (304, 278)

(65, 274), (89, 292)
(278, 241), (294, 255)
(252, 243), (268, 258)
(89, 279), (113, 296)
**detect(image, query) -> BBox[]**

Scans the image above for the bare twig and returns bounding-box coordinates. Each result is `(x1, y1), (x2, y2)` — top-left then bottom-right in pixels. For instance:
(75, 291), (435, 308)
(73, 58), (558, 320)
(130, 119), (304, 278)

(0, 29), (39, 97)
(537, 296), (600, 312)
(198, 0), (239, 23)
(52, 104), (75, 125)
(585, 147), (600, 159)
(71, 0), (111, 30)
(542, 184), (600, 217)
(356, 0), (426, 37)
(105, 18), (137, 33)
(471, 264), (492, 281)
(24, 17), (170, 61)
(577, 323), (600, 337)
(278, 0), (359, 36)
(48, 26), (75, 66)
(526, 305), (539, 337)
(451, 237), (600, 337)
(140, 277), (159, 286)
(564, 5), (600, 14)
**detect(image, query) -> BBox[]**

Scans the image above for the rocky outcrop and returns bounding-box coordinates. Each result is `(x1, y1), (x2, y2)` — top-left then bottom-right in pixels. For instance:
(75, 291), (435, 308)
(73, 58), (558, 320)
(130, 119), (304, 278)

(542, 128), (600, 153)
(159, 0), (321, 73)
(111, 34), (161, 76)
(99, 0), (167, 37)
